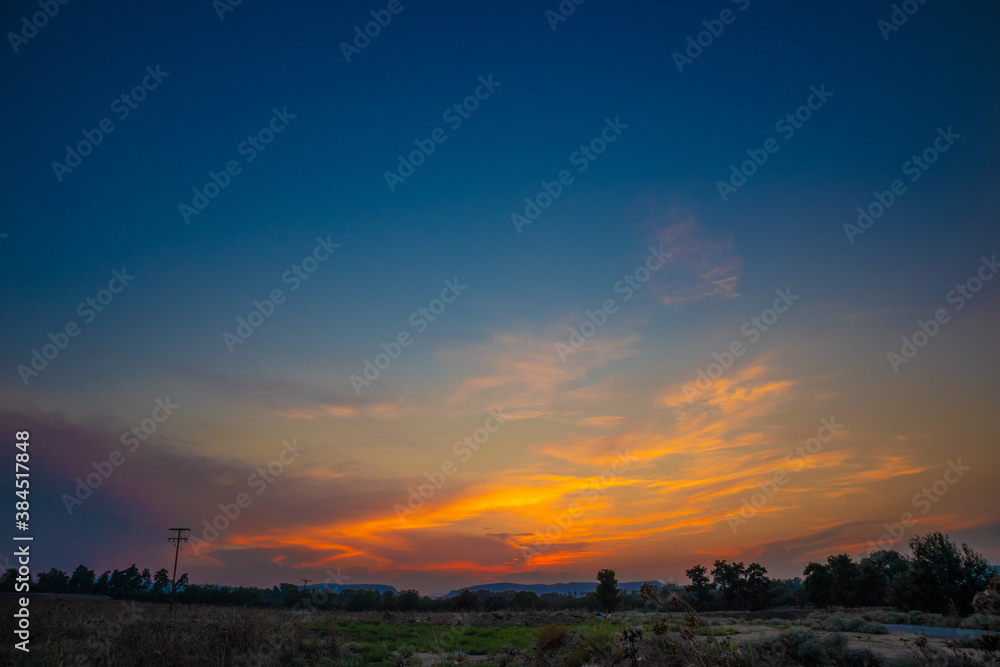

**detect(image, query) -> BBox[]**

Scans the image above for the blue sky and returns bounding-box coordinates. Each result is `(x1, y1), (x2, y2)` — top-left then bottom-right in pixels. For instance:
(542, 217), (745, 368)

(1, 0), (998, 594)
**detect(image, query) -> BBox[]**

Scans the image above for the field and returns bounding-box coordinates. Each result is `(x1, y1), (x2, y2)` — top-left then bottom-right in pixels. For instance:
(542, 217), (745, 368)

(2, 595), (998, 666)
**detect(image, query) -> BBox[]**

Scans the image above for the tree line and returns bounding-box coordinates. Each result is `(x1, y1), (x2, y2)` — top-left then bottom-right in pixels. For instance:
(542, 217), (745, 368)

(0, 563), (188, 601)
(2, 532), (994, 616)
(800, 532), (993, 615)
(677, 532), (994, 616)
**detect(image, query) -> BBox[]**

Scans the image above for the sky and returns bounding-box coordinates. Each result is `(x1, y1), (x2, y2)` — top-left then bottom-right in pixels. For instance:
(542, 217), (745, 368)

(1, 0), (998, 596)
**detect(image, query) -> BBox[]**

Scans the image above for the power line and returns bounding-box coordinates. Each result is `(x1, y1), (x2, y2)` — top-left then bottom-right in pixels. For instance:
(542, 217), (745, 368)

(168, 528), (190, 611)
(0, 485), (298, 587)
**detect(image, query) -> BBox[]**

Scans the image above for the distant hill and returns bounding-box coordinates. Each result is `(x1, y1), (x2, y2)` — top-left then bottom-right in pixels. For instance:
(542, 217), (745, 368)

(443, 581), (658, 598)
(304, 583), (398, 594)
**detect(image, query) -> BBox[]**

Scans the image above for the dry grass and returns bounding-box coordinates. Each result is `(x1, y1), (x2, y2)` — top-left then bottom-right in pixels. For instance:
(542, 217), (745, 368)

(1, 595), (337, 666)
(534, 623), (567, 650)
(5, 595), (999, 666)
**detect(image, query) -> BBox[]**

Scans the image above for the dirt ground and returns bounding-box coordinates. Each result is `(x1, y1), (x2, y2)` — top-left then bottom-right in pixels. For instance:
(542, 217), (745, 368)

(722, 623), (986, 662)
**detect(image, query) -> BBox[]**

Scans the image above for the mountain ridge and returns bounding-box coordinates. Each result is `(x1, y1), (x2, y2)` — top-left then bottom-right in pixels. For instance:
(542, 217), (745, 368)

(442, 580), (659, 598)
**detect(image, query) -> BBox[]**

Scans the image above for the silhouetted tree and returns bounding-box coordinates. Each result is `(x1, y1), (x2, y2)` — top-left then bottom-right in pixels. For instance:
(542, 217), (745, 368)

(595, 569), (622, 613)
(684, 564), (715, 610)
(16, 534), (989, 613)
(857, 550), (907, 606)
(347, 588), (382, 611)
(711, 560), (747, 610)
(803, 562), (833, 608)
(512, 590), (541, 611)
(279, 582), (301, 606)
(107, 564), (147, 599)
(92, 571), (110, 596)
(67, 565), (96, 594)
(453, 588), (482, 611)
(768, 577), (803, 607)
(151, 569), (171, 598)
(745, 562), (771, 610)
(888, 532), (992, 613)
(399, 588), (421, 611)
(0, 568), (18, 593)
(826, 554), (859, 607)
(36, 567), (69, 593)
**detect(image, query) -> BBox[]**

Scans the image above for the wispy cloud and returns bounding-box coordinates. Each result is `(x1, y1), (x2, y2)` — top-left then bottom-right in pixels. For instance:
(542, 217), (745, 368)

(438, 329), (639, 420)
(655, 220), (742, 305)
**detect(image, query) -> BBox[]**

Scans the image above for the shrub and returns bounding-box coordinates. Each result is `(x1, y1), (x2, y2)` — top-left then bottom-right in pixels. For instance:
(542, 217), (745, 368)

(979, 632), (1000, 661)
(582, 621), (617, 656)
(838, 647), (884, 666)
(961, 614), (1000, 632)
(535, 624), (567, 651)
(561, 645), (589, 667)
(862, 610), (908, 625)
(782, 629), (829, 667)
(844, 618), (888, 634)
(729, 635), (784, 667)
(810, 613), (888, 634)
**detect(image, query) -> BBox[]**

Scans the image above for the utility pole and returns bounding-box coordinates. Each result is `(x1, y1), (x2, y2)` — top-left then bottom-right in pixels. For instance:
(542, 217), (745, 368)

(168, 528), (190, 611)
(301, 578), (311, 589)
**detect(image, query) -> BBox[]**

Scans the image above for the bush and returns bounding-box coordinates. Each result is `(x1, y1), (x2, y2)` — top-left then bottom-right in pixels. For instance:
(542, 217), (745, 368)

(782, 629), (830, 667)
(561, 645), (589, 667)
(862, 610), (908, 625)
(838, 647), (883, 666)
(732, 629), (885, 667)
(906, 610), (951, 626)
(961, 614), (1000, 632)
(844, 618), (888, 634)
(729, 635), (785, 666)
(535, 624), (567, 651)
(810, 613), (888, 634)
(582, 621), (617, 656)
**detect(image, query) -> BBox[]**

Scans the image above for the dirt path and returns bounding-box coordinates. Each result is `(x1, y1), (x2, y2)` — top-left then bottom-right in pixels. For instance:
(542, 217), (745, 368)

(883, 623), (989, 638)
